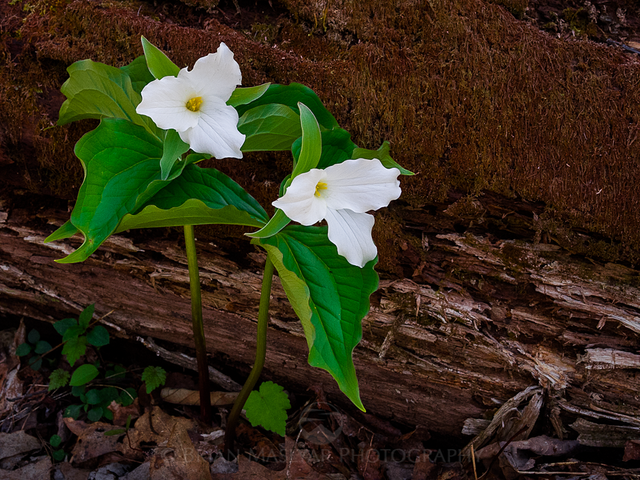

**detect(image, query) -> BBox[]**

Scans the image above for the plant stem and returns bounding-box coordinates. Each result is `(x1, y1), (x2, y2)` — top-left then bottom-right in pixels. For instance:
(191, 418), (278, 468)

(224, 256), (275, 456)
(183, 224), (212, 424)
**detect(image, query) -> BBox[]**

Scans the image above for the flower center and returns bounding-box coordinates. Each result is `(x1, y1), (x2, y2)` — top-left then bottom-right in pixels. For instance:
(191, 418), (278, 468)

(314, 181), (328, 197)
(186, 96), (203, 112)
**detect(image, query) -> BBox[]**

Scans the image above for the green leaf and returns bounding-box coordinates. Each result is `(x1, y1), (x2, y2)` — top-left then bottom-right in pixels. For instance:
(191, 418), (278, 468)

(50, 435), (62, 448)
(58, 59), (156, 135)
(63, 336), (87, 367)
(49, 369), (71, 391)
(291, 103), (322, 178)
(160, 129), (190, 180)
(115, 164), (268, 232)
(71, 385), (86, 398)
(228, 83), (270, 107)
(142, 366), (166, 394)
(63, 325), (85, 342)
(70, 364), (99, 386)
(86, 325), (110, 348)
(53, 449), (66, 462)
(238, 104), (302, 151)
(104, 428), (126, 437)
(44, 221), (79, 244)
(53, 318), (78, 337)
(120, 55), (155, 94)
(244, 381), (291, 436)
(56, 118), (193, 263)
(141, 36), (180, 80)
(29, 357), (42, 371)
(292, 128), (356, 171)
(15, 343), (31, 357)
(64, 404), (83, 419)
(245, 209), (290, 239)
(79, 304), (95, 330)
(256, 226), (379, 410)
(119, 388), (137, 407)
(34, 340), (52, 355)
(236, 83), (339, 130)
(352, 141), (414, 176)
(27, 329), (40, 344)
(87, 407), (103, 422)
(86, 388), (103, 405)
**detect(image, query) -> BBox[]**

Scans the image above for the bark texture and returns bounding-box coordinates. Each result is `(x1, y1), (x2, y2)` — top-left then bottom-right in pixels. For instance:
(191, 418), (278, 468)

(2, 192), (639, 440)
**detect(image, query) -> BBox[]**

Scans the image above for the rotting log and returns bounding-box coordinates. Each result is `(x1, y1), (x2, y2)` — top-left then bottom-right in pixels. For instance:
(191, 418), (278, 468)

(2, 192), (639, 441)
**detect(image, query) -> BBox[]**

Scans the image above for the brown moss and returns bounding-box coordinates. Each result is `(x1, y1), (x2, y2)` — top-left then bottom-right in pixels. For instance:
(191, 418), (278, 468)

(3, 0), (640, 266)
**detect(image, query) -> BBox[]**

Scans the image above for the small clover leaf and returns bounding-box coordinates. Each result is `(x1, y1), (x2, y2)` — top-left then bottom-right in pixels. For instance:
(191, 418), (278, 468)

(244, 381), (291, 436)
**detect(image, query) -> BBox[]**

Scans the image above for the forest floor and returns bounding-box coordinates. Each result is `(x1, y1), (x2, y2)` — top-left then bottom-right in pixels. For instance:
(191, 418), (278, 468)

(1, 0), (640, 479)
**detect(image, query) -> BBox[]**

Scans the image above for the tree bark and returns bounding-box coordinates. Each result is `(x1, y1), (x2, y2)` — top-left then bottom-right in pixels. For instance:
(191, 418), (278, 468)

(2, 191), (639, 441)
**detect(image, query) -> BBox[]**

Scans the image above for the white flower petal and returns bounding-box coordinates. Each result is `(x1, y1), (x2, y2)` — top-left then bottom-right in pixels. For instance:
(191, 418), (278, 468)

(137, 75), (199, 131)
(182, 100), (244, 158)
(323, 159), (401, 213)
(186, 43), (242, 101)
(272, 169), (327, 225)
(325, 209), (377, 268)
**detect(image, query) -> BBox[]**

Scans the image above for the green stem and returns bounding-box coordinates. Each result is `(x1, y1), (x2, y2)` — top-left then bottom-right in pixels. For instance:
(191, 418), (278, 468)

(224, 256), (275, 456)
(183, 224), (212, 424)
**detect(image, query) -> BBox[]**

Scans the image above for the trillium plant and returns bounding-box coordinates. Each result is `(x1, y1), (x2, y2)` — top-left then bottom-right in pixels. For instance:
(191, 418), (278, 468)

(46, 37), (412, 450)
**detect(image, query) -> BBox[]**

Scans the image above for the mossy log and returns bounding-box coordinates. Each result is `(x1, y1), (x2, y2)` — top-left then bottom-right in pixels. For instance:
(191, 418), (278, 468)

(2, 0), (640, 445)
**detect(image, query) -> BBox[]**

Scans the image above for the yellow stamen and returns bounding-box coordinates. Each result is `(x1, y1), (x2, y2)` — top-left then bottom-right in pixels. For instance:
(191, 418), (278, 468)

(186, 96), (203, 112)
(314, 181), (328, 197)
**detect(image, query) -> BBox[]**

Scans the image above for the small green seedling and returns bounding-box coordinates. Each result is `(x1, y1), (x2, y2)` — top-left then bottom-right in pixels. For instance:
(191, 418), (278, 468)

(244, 381), (291, 436)
(54, 304), (109, 367)
(141, 365), (166, 394)
(49, 435), (65, 462)
(16, 328), (52, 371)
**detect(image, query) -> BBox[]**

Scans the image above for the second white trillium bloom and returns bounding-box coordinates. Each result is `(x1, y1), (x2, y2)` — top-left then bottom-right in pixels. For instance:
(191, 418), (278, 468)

(273, 158), (401, 268)
(136, 43), (245, 158)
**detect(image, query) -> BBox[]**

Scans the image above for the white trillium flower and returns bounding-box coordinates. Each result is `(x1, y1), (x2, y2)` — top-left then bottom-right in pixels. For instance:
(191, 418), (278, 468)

(273, 158), (401, 268)
(136, 43), (245, 158)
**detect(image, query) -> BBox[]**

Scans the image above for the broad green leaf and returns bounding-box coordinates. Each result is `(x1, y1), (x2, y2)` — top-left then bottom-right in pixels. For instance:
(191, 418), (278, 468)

(86, 388), (103, 405)
(15, 343), (31, 357)
(160, 129), (190, 180)
(244, 381), (291, 436)
(63, 325), (85, 341)
(70, 364), (99, 386)
(64, 404), (83, 419)
(236, 83), (339, 130)
(58, 59), (156, 136)
(245, 209), (290, 239)
(256, 226), (379, 410)
(292, 128), (356, 171)
(62, 336), (87, 367)
(49, 369), (71, 391)
(228, 83), (270, 107)
(291, 103), (322, 178)
(120, 55), (155, 94)
(54, 318), (78, 337)
(45, 220), (79, 244)
(120, 388), (137, 406)
(238, 104), (302, 151)
(87, 407), (103, 422)
(50, 435), (62, 448)
(104, 428), (126, 437)
(57, 118), (192, 263)
(86, 325), (109, 347)
(28, 329), (40, 344)
(34, 340), (52, 355)
(142, 366), (166, 394)
(115, 164), (268, 232)
(79, 304), (95, 330)
(141, 36), (180, 80)
(352, 141), (414, 176)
